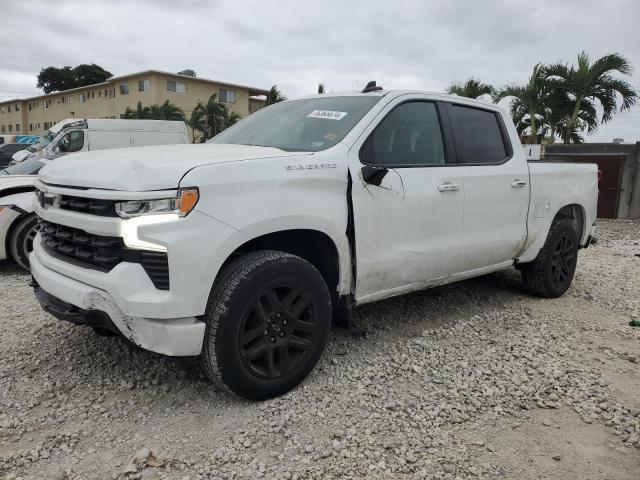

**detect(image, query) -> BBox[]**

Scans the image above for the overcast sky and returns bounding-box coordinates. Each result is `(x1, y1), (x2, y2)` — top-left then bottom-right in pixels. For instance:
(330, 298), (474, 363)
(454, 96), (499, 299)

(2, 0), (639, 142)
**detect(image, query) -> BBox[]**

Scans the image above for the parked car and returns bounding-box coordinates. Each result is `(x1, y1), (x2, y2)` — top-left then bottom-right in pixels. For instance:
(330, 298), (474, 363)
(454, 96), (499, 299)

(0, 135), (39, 147)
(0, 119), (189, 271)
(9, 121), (75, 164)
(30, 87), (598, 400)
(0, 144), (30, 168)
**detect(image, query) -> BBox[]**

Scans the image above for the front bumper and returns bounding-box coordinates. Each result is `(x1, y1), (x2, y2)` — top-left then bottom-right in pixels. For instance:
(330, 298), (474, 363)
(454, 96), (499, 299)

(30, 249), (205, 356)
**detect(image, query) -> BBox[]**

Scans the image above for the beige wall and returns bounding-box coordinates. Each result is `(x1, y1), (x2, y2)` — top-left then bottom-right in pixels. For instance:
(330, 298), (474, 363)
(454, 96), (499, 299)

(0, 72), (264, 138)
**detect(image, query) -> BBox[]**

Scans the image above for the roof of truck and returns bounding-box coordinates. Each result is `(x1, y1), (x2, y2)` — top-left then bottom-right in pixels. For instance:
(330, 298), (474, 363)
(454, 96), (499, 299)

(293, 89), (504, 112)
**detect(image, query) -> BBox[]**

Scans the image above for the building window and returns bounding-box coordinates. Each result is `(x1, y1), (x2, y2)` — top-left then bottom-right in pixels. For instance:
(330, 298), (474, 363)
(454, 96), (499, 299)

(28, 103), (32, 111)
(120, 84), (129, 95)
(7, 106), (11, 113)
(15, 124), (20, 131)
(8, 125), (12, 132)
(98, 90), (102, 98)
(80, 94), (86, 103)
(167, 80), (186, 93)
(15, 104), (19, 111)
(1, 125), (4, 133)
(109, 88), (116, 98)
(219, 88), (236, 103)
(44, 100), (49, 109)
(0, 106), (4, 113)
(139, 79), (149, 92)
(37, 123), (41, 129)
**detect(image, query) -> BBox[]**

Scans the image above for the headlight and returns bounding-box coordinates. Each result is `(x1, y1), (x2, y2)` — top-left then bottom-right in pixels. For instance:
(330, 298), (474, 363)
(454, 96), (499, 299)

(115, 188), (199, 219)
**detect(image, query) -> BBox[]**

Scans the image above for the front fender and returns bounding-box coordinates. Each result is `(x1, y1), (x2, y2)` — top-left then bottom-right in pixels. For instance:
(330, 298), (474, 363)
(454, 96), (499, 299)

(1, 190), (36, 213)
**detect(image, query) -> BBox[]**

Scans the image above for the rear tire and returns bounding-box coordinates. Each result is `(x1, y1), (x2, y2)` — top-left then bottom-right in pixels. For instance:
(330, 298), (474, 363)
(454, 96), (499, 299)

(200, 250), (331, 400)
(521, 219), (579, 298)
(9, 213), (39, 272)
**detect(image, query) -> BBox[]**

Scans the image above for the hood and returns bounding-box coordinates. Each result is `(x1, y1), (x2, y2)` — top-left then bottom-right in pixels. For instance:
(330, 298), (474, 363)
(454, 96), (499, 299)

(39, 143), (312, 191)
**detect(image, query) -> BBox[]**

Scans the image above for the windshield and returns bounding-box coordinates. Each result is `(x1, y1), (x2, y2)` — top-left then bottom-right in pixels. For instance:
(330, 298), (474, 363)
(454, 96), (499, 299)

(209, 96), (381, 152)
(30, 132), (54, 151)
(0, 157), (46, 176)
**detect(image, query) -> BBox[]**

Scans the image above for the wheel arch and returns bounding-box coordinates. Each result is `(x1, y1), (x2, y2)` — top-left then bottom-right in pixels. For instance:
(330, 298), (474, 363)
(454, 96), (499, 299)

(518, 201), (589, 264)
(215, 229), (346, 304)
(553, 203), (585, 244)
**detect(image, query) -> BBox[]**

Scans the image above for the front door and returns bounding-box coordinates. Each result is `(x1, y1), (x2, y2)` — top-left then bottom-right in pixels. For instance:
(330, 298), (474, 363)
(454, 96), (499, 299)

(348, 99), (464, 302)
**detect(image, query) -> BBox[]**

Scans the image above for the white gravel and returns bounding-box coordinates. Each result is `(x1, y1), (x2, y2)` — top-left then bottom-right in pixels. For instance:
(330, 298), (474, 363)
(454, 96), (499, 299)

(1, 219), (639, 479)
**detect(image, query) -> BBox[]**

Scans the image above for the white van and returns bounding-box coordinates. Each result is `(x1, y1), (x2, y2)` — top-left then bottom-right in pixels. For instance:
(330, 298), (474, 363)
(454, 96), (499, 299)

(43, 119), (189, 159)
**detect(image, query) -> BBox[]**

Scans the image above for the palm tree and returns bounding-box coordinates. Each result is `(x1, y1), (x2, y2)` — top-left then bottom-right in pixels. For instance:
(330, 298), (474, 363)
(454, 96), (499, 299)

(151, 100), (186, 121)
(446, 78), (495, 99)
(122, 101), (150, 119)
(265, 85), (286, 105)
(546, 52), (637, 143)
(495, 64), (551, 144)
(121, 100), (184, 121)
(189, 94), (241, 142)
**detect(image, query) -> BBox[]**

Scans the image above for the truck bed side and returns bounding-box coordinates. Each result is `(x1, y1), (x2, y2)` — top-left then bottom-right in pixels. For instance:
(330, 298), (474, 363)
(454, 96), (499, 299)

(518, 161), (598, 263)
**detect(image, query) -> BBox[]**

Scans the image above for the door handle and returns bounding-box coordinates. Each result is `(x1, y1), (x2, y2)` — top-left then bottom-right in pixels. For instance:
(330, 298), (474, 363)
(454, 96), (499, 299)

(438, 183), (459, 192)
(511, 179), (527, 188)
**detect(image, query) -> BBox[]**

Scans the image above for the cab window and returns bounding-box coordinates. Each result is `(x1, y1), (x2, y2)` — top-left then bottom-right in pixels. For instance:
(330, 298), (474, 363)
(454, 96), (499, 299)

(360, 101), (446, 167)
(58, 130), (85, 153)
(449, 105), (509, 164)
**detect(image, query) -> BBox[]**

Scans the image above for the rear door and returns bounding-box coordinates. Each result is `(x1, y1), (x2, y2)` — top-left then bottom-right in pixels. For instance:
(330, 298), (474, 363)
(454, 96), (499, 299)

(349, 97), (464, 302)
(446, 103), (530, 271)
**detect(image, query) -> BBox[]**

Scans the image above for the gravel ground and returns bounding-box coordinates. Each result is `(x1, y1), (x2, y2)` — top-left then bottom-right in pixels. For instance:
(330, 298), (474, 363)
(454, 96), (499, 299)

(1, 219), (639, 480)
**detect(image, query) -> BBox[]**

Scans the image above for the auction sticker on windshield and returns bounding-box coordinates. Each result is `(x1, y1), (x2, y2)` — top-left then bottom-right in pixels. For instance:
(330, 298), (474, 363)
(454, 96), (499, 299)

(307, 110), (348, 120)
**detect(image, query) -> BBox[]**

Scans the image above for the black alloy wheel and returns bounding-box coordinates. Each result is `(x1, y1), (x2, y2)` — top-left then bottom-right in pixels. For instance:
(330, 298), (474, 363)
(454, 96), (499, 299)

(239, 284), (319, 380)
(200, 250), (331, 400)
(521, 219), (579, 298)
(550, 233), (576, 289)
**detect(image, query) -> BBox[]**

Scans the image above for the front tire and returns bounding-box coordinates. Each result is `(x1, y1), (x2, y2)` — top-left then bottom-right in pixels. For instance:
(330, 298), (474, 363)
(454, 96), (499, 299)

(521, 219), (579, 298)
(200, 250), (331, 400)
(9, 213), (39, 272)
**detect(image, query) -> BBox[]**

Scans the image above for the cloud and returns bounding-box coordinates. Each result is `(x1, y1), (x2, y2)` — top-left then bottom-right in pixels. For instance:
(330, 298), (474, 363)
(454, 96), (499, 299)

(1, 0), (639, 140)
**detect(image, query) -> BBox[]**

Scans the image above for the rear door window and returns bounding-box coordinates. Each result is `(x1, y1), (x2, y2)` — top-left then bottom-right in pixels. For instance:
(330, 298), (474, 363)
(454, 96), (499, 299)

(449, 105), (509, 164)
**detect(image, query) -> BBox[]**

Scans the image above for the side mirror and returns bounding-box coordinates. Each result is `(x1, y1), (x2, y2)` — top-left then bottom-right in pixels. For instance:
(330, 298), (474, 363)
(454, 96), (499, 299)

(361, 165), (388, 187)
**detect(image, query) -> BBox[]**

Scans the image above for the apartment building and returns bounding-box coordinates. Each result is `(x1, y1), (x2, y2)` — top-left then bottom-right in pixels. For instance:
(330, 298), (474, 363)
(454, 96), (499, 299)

(0, 70), (268, 137)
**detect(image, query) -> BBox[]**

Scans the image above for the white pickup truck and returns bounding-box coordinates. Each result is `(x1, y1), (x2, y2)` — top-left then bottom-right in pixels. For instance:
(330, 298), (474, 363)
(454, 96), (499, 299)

(30, 86), (598, 400)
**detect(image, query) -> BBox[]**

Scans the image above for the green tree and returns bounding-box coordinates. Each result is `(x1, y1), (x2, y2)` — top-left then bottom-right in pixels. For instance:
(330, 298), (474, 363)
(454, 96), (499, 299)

(545, 52), (637, 143)
(121, 100), (185, 121)
(122, 101), (150, 119)
(495, 64), (551, 144)
(446, 78), (495, 99)
(37, 64), (112, 93)
(189, 94), (241, 142)
(148, 100), (186, 121)
(265, 85), (286, 105)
